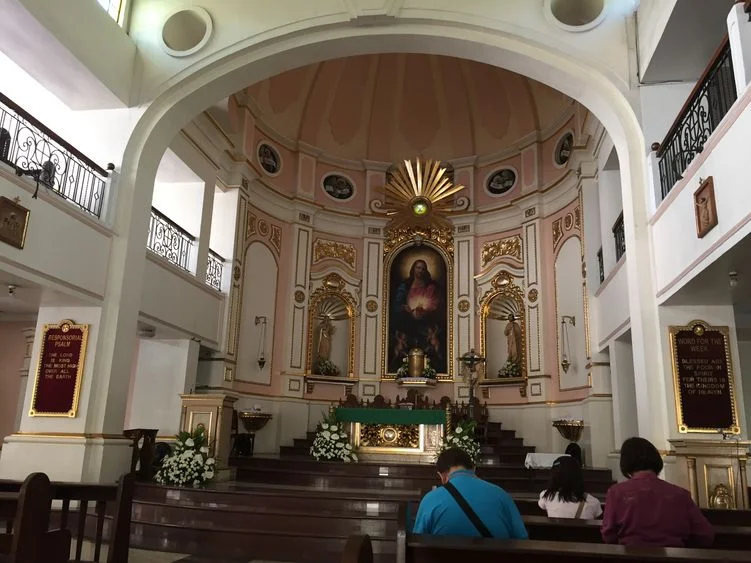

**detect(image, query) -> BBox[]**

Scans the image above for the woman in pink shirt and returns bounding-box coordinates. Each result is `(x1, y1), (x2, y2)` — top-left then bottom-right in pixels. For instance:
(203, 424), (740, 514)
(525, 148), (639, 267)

(601, 437), (715, 547)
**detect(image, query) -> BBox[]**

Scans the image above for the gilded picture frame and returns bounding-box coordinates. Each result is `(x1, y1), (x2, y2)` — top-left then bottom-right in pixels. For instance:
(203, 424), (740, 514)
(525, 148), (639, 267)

(0, 196), (30, 250)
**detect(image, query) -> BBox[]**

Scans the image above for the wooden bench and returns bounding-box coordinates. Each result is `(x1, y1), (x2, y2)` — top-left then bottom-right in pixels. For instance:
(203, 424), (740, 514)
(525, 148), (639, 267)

(343, 533), (751, 563)
(0, 473), (133, 563)
(0, 473), (70, 563)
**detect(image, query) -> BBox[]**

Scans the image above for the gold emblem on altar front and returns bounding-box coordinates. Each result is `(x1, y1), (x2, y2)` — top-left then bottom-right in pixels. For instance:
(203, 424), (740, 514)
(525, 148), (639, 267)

(458, 299), (470, 313)
(366, 300), (378, 313)
(360, 424), (419, 448)
(481, 236), (522, 267)
(313, 238), (356, 270)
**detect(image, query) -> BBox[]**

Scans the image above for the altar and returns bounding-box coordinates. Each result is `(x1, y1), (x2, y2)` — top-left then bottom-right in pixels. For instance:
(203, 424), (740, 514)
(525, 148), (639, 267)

(335, 407), (448, 462)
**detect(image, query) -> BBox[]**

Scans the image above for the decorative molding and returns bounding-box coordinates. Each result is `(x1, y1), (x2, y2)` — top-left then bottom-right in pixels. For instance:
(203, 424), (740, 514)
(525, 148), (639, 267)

(458, 299), (471, 313)
(481, 235), (522, 267)
(246, 210), (282, 256)
(313, 238), (356, 270)
(528, 288), (538, 303)
(365, 299), (378, 313)
(383, 224), (454, 257)
(294, 290), (306, 303)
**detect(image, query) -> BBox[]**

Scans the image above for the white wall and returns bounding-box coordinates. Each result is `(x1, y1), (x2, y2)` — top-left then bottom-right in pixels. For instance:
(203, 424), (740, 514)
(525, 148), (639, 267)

(236, 242), (277, 384)
(637, 0), (678, 78)
(639, 82), (696, 151)
(151, 181), (204, 236)
(555, 238), (588, 390)
(210, 188), (239, 259)
(598, 169), (623, 274)
(610, 338), (638, 447)
(140, 256), (225, 345)
(125, 338), (198, 436)
(594, 262), (630, 348)
(0, 171), (112, 299)
(651, 95), (751, 300)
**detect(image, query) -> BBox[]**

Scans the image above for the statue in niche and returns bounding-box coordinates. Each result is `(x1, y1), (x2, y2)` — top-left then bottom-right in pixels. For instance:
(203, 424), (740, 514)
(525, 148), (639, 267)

(504, 314), (523, 365)
(317, 316), (334, 361)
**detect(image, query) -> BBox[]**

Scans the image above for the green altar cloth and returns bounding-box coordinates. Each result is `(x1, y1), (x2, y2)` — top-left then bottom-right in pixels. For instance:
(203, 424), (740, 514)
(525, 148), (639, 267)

(335, 408), (446, 425)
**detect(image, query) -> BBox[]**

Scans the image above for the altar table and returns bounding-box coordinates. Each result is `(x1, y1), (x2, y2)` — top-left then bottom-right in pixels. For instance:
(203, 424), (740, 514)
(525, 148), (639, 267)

(335, 407), (447, 462)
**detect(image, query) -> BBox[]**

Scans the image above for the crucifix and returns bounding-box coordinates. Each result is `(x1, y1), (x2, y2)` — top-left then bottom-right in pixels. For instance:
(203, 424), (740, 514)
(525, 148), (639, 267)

(459, 348), (485, 421)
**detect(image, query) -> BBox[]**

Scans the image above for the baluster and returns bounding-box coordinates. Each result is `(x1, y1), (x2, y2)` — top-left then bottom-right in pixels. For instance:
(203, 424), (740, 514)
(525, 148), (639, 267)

(75, 499), (88, 561)
(94, 500), (106, 562)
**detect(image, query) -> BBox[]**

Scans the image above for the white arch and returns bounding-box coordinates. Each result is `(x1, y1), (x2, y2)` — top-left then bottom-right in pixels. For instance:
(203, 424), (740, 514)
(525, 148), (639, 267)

(98, 21), (668, 446)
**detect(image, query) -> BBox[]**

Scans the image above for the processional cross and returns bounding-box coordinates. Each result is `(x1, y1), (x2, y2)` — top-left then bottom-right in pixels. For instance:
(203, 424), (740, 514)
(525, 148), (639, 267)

(459, 349), (485, 421)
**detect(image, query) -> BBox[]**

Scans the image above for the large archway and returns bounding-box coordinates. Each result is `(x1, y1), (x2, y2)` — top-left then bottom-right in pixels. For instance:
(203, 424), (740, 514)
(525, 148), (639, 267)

(99, 20), (668, 447)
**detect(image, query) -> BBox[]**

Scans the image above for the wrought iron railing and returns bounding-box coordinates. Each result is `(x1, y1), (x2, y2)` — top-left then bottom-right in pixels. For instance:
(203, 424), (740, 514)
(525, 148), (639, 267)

(597, 247), (604, 284)
(613, 213), (626, 262)
(0, 92), (109, 218)
(147, 207), (194, 270)
(655, 37), (737, 200)
(206, 250), (224, 291)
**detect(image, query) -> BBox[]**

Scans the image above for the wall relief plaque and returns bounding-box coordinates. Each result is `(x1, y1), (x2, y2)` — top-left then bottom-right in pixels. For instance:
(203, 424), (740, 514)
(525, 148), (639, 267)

(0, 196), (30, 249)
(669, 320), (739, 434)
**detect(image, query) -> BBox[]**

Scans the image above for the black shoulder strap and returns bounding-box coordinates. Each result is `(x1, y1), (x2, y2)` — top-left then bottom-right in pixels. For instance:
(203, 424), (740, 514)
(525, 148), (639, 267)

(442, 482), (493, 538)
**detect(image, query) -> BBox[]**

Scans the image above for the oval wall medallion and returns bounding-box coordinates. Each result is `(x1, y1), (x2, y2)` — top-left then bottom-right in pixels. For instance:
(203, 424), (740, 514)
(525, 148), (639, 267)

(554, 132), (574, 166)
(486, 168), (517, 196)
(322, 174), (355, 201)
(257, 143), (281, 175)
(294, 290), (306, 303)
(365, 299), (378, 313)
(458, 299), (471, 313)
(528, 288), (538, 303)
(233, 266), (241, 281)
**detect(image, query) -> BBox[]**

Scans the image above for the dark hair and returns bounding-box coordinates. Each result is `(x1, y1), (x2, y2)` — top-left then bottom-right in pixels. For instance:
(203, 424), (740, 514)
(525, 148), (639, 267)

(542, 456), (585, 503)
(619, 437), (663, 478)
(565, 443), (583, 466)
(436, 448), (474, 473)
(408, 259), (434, 286)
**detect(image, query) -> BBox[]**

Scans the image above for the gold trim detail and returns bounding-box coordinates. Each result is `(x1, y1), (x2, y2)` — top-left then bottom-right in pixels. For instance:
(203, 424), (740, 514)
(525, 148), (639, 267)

(552, 218), (563, 248)
(305, 275), (359, 378)
(669, 320), (740, 434)
(365, 299), (378, 313)
(29, 319), (89, 418)
(481, 236), (523, 267)
(360, 424), (419, 448)
(458, 299), (470, 313)
(313, 238), (356, 270)
(528, 288), (538, 303)
(479, 272), (527, 385)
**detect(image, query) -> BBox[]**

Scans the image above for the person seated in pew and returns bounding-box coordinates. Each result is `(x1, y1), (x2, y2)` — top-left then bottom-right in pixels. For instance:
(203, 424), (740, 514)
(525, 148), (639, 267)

(538, 456), (602, 519)
(601, 437), (715, 548)
(412, 447), (528, 539)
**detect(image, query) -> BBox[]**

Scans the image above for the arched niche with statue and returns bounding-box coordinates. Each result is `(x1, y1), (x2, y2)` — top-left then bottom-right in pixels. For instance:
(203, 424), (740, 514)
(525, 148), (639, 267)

(479, 271), (527, 385)
(306, 272), (359, 379)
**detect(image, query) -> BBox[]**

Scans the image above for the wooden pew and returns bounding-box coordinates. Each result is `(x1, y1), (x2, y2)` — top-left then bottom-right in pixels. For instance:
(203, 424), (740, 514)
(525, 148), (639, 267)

(0, 473), (133, 563)
(0, 473), (70, 563)
(522, 515), (751, 551)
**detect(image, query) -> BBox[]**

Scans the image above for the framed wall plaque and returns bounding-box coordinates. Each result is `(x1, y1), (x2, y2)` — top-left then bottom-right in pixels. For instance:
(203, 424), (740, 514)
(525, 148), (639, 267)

(669, 320), (739, 434)
(29, 319), (89, 417)
(0, 196), (30, 249)
(694, 176), (718, 239)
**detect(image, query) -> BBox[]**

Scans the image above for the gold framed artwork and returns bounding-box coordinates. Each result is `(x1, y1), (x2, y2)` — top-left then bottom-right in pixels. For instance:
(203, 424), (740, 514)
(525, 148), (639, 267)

(29, 320), (89, 417)
(0, 196), (30, 249)
(668, 320), (739, 434)
(694, 177), (717, 239)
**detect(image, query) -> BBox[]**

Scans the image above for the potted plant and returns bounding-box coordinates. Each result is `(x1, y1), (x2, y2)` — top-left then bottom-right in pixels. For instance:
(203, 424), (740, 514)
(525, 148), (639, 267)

(154, 426), (216, 487)
(310, 412), (358, 462)
(438, 419), (481, 464)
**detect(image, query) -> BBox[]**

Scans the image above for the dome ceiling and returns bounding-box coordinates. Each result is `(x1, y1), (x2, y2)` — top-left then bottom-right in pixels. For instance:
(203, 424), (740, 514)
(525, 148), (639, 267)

(244, 54), (576, 163)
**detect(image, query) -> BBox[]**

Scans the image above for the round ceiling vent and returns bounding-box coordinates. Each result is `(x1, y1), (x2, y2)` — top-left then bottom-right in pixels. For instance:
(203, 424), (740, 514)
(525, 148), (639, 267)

(544, 0), (606, 32)
(160, 6), (213, 57)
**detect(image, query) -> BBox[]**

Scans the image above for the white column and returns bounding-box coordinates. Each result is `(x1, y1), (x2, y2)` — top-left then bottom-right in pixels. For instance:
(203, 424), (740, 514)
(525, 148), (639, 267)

(284, 217), (313, 374)
(580, 166), (601, 291)
(0, 140), (156, 482)
(195, 178), (217, 282)
(609, 338), (638, 448)
(126, 338), (200, 437)
(453, 220), (475, 362)
(14, 327), (36, 430)
(359, 222), (385, 379)
(729, 3), (751, 95)
(521, 202), (546, 381)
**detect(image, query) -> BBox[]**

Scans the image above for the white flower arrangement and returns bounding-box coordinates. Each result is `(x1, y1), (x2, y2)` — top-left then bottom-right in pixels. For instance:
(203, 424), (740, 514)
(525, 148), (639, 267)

(310, 412), (358, 463)
(438, 419), (481, 464)
(155, 426), (217, 487)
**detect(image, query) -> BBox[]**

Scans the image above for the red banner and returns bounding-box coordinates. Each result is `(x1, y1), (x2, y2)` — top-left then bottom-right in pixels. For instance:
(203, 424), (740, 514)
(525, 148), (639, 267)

(29, 320), (89, 417)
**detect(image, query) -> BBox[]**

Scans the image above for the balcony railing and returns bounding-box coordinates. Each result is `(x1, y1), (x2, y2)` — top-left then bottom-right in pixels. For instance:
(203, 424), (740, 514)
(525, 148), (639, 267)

(597, 247), (604, 284)
(655, 36), (737, 200)
(613, 213), (626, 262)
(206, 250), (224, 291)
(147, 207), (194, 271)
(0, 92), (108, 218)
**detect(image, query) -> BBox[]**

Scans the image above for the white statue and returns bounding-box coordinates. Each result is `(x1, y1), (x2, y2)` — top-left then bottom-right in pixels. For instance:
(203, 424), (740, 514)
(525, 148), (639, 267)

(504, 314), (522, 364)
(317, 316), (334, 361)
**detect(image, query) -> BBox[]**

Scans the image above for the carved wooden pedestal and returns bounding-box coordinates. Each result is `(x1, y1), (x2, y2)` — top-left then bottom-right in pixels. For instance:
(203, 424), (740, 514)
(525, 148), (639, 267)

(180, 393), (238, 480)
(670, 439), (750, 510)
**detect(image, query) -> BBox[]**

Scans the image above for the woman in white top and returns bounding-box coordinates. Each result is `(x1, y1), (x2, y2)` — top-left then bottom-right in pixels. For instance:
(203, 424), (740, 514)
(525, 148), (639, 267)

(538, 456), (602, 519)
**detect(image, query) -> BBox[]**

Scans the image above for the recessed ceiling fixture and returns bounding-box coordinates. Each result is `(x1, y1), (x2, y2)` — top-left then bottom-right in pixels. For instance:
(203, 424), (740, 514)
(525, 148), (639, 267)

(544, 0), (607, 33)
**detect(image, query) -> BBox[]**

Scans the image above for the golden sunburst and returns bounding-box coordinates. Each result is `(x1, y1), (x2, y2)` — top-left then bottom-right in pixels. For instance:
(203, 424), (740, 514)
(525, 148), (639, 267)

(378, 159), (466, 227)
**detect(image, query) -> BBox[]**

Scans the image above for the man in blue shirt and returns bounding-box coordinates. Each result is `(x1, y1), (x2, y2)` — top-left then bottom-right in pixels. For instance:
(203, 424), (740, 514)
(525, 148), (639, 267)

(412, 448), (528, 539)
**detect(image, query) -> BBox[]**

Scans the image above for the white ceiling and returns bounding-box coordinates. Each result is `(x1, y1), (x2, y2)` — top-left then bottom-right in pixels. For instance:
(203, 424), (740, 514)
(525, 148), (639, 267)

(641, 0), (737, 83)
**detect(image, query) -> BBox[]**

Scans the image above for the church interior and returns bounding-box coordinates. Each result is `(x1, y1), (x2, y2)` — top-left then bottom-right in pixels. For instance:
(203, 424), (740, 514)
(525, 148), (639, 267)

(2, 0), (751, 561)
